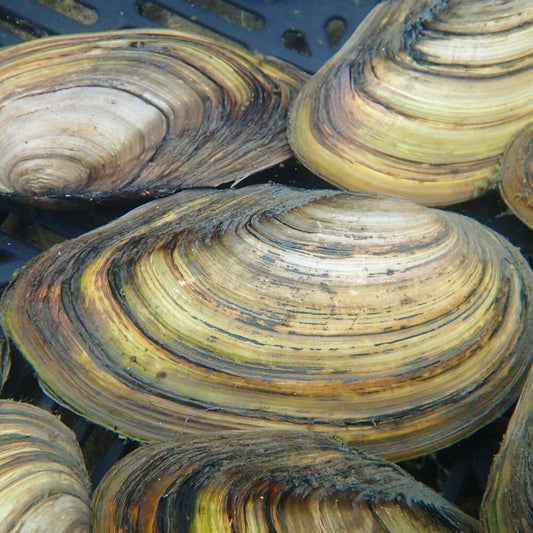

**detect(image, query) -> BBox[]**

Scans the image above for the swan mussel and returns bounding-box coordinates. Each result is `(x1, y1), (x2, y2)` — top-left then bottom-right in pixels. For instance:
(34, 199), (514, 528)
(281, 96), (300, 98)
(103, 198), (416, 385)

(0, 29), (306, 203)
(93, 430), (480, 532)
(498, 123), (533, 231)
(289, 0), (533, 205)
(1, 185), (532, 460)
(481, 361), (533, 532)
(0, 329), (8, 392)
(0, 400), (91, 532)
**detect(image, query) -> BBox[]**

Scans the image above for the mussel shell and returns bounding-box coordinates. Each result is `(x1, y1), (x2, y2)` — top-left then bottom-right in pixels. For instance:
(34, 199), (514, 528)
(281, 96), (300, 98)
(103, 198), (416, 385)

(0, 400), (91, 532)
(93, 430), (480, 532)
(288, 0), (533, 205)
(0, 329), (8, 392)
(481, 362), (533, 532)
(499, 123), (533, 230)
(0, 29), (306, 202)
(1, 184), (532, 460)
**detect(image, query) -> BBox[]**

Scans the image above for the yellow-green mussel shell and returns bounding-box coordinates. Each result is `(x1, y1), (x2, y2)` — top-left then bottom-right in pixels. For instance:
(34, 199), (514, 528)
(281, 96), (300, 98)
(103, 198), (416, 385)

(93, 430), (480, 532)
(1, 185), (532, 460)
(289, 0), (533, 205)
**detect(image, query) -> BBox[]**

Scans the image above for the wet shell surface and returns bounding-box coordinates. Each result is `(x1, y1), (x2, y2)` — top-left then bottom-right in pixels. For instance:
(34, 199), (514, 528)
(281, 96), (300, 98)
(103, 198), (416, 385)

(288, 0), (533, 205)
(0, 400), (91, 532)
(0, 29), (306, 202)
(93, 430), (480, 532)
(481, 362), (533, 532)
(499, 123), (533, 230)
(1, 184), (532, 460)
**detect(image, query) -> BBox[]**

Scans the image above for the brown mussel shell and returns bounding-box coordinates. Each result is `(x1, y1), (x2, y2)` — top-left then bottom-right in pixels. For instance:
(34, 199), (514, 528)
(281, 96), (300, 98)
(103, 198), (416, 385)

(288, 0), (533, 205)
(0, 329), (9, 393)
(0, 400), (91, 532)
(1, 184), (532, 460)
(93, 429), (480, 532)
(481, 362), (533, 532)
(0, 29), (306, 203)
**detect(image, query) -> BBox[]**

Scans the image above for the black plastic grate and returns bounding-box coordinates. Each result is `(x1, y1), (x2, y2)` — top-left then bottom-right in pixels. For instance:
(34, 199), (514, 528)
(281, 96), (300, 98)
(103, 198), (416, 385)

(0, 0), (379, 72)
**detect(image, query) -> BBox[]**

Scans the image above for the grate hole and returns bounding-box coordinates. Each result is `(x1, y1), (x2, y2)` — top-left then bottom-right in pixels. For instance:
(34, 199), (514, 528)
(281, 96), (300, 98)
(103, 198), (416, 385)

(37, 0), (98, 25)
(282, 28), (310, 56)
(137, 1), (247, 48)
(325, 16), (347, 48)
(188, 0), (264, 31)
(138, 0), (215, 34)
(0, 7), (50, 41)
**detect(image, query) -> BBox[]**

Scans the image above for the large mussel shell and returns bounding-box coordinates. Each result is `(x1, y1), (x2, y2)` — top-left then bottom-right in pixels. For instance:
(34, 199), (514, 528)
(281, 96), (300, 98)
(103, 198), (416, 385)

(0, 29), (306, 202)
(481, 362), (533, 532)
(1, 184), (532, 460)
(288, 0), (533, 205)
(93, 430), (480, 532)
(0, 400), (91, 532)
